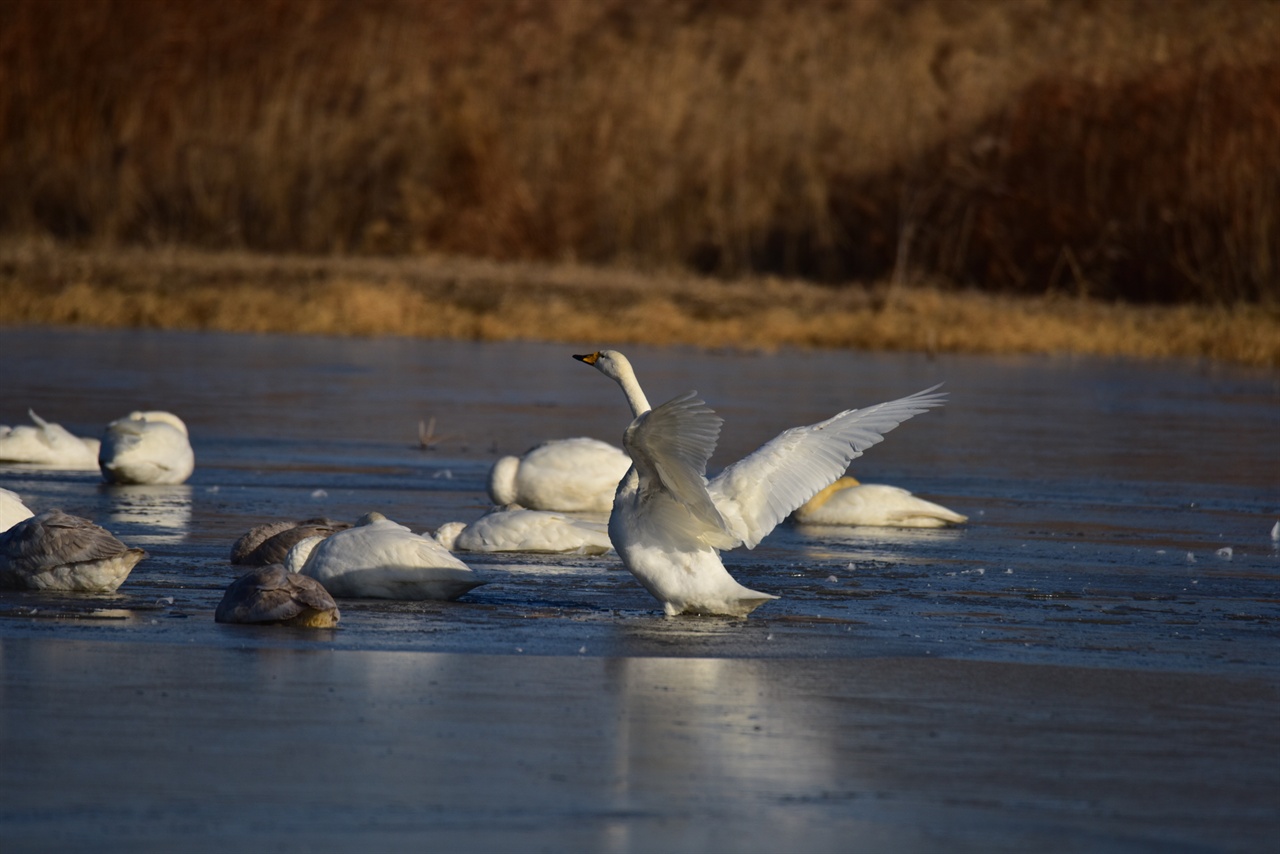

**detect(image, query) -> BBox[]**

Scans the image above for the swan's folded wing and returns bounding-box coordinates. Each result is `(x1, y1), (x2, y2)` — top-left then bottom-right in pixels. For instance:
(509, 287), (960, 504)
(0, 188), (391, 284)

(0, 510), (129, 572)
(624, 391), (734, 544)
(101, 419), (145, 460)
(405, 530), (474, 571)
(218, 565), (337, 623)
(106, 418), (148, 440)
(708, 386), (947, 548)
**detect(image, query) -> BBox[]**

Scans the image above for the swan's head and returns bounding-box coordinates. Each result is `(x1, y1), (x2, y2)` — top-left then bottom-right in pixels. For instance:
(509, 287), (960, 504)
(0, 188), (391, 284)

(355, 511), (388, 526)
(573, 350), (634, 383)
(574, 349), (652, 416)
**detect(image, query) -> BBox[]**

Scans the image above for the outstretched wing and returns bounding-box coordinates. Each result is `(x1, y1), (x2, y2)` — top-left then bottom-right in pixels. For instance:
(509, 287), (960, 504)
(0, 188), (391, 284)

(623, 391), (736, 548)
(708, 385), (947, 548)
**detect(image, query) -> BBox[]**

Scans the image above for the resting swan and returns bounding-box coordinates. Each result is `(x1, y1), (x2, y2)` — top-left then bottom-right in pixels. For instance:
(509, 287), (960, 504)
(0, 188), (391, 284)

(435, 506), (613, 555)
(488, 437), (631, 512)
(0, 508), (147, 592)
(0, 410), (101, 469)
(287, 512), (485, 600)
(215, 564), (340, 627)
(230, 517), (351, 566)
(575, 349), (944, 617)
(794, 476), (967, 528)
(99, 410), (195, 485)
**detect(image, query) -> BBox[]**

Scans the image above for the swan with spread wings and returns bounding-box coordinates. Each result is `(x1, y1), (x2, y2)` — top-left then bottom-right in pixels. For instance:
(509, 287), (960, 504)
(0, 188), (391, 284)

(575, 349), (945, 617)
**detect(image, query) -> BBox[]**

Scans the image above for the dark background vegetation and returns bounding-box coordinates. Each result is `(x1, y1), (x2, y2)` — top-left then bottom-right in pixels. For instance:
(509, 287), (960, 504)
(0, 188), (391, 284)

(2, 0), (1277, 303)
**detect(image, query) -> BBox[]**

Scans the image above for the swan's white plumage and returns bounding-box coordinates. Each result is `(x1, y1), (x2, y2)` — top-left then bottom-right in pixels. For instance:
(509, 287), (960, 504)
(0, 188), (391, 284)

(435, 506), (613, 555)
(0, 410), (101, 469)
(99, 410), (195, 485)
(707, 392), (949, 548)
(576, 349), (944, 617)
(432, 522), (467, 551)
(0, 487), (35, 532)
(283, 535), (324, 575)
(794, 476), (967, 528)
(623, 391), (737, 549)
(291, 512), (484, 600)
(0, 508), (146, 592)
(487, 437), (630, 512)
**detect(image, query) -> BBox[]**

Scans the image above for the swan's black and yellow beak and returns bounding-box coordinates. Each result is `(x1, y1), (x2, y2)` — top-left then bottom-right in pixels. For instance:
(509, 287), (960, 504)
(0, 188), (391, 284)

(573, 352), (601, 365)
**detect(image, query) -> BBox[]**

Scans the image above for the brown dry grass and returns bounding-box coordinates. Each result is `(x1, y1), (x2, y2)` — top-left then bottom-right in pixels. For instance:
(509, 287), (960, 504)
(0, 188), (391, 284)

(2, 0), (1278, 304)
(2, 242), (1275, 366)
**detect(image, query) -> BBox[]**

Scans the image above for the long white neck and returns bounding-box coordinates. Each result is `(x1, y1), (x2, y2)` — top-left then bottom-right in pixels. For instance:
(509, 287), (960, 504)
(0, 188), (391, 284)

(615, 366), (652, 417)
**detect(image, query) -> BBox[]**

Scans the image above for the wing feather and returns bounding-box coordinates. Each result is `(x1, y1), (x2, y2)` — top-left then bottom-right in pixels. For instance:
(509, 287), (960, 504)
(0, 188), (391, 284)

(0, 509), (131, 572)
(708, 385), (947, 548)
(623, 391), (734, 544)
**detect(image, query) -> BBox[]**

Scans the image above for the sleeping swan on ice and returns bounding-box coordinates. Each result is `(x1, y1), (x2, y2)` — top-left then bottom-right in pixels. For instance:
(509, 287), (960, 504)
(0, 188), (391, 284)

(435, 506), (613, 555)
(793, 476), (967, 528)
(487, 437), (630, 513)
(230, 517), (351, 566)
(0, 410), (101, 469)
(0, 508), (146, 592)
(216, 564), (340, 627)
(99, 410), (195, 485)
(286, 512), (485, 601)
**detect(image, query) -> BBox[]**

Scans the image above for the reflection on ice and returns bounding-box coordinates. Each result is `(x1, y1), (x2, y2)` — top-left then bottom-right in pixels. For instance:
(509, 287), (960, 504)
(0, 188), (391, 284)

(790, 521), (966, 564)
(791, 523), (966, 549)
(106, 485), (192, 544)
(604, 655), (834, 778)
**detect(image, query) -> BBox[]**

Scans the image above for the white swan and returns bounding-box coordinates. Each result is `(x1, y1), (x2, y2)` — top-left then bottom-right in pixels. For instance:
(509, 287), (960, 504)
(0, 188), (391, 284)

(0, 508), (147, 592)
(99, 410), (195, 485)
(575, 349), (945, 617)
(0, 410), (102, 469)
(0, 487), (35, 531)
(488, 437), (631, 512)
(230, 517), (351, 566)
(793, 476), (967, 528)
(435, 506), (613, 555)
(289, 512), (485, 600)
(215, 564), (340, 627)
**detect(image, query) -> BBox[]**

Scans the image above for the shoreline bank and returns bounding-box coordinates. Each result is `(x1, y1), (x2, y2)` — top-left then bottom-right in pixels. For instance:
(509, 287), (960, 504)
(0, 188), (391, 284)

(2, 244), (1276, 367)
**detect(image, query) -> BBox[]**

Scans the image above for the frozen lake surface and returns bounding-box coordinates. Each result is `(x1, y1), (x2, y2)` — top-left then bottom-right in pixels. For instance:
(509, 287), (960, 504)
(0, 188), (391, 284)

(1, 328), (1277, 851)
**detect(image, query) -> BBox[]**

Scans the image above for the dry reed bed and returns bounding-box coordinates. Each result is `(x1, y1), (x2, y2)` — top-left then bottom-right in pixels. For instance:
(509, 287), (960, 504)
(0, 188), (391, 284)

(2, 244), (1275, 367)
(2, 0), (1278, 303)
